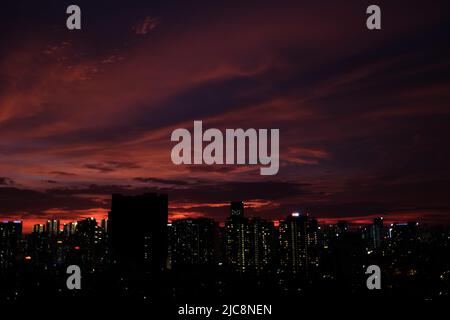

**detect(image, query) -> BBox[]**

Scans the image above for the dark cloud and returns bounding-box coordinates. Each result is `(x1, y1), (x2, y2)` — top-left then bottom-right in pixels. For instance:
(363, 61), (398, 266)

(50, 171), (78, 177)
(134, 177), (191, 186)
(47, 184), (134, 196)
(84, 161), (141, 173)
(0, 177), (14, 186)
(0, 187), (100, 215)
(46, 180), (310, 202)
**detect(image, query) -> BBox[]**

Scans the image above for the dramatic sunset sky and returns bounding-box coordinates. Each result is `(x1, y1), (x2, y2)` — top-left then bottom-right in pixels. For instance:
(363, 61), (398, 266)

(1, 1), (449, 232)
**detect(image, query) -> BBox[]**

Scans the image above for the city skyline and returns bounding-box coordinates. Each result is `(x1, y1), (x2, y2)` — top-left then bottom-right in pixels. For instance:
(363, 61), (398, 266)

(1, 174), (448, 233)
(7, 202), (434, 235)
(2, 193), (448, 303)
(1, 1), (450, 231)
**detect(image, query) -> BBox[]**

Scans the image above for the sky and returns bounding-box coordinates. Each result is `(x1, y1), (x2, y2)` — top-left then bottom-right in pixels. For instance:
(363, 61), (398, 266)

(1, 0), (450, 232)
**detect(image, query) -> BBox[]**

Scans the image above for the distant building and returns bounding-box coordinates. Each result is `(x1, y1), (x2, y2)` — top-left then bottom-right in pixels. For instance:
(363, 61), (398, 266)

(171, 218), (216, 268)
(333, 224), (365, 287)
(0, 221), (22, 269)
(362, 217), (384, 251)
(63, 222), (77, 238)
(279, 212), (309, 275)
(225, 205), (251, 273)
(101, 219), (109, 233)
(224, 202), (275, 273)
(46, 219), (60, 236)
(372, 217), (384, 248)
(336, 220), (349, 235)
(77, 218), (97, 238)
(250, 218), (275, 272)
(76, 218), (103, 269)
(307, 218), (320, 269)
(389, 221), (419, 253)
(33, 224), (46, 234)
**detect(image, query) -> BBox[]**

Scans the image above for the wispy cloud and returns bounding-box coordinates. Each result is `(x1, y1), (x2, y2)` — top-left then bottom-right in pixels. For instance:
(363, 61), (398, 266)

(132, 16), (160, 35)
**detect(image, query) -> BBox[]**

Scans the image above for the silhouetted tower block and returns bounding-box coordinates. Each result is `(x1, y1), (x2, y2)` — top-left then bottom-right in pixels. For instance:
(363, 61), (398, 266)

(230, 201), (244, 217)
(108, 193), (168, 276)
